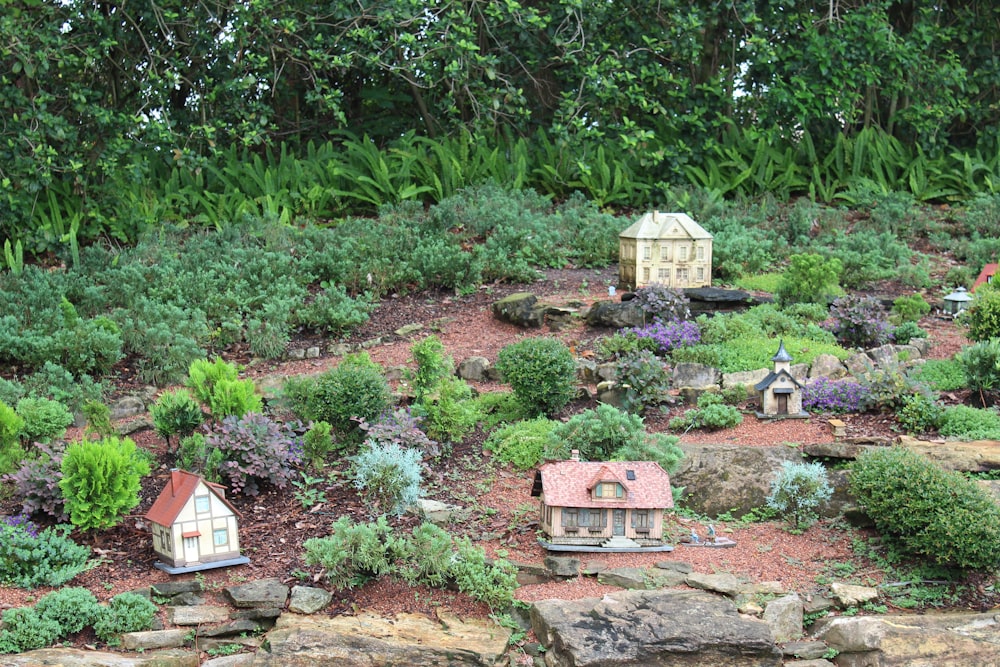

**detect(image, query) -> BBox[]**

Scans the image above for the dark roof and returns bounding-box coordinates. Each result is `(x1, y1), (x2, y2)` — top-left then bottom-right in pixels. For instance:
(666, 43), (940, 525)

(772, 340), (793, 363)
(755, 369), (802, 392)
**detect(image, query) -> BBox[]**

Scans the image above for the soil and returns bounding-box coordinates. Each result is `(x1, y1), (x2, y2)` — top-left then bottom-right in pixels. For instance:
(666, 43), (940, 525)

(1, 266), (993, 641)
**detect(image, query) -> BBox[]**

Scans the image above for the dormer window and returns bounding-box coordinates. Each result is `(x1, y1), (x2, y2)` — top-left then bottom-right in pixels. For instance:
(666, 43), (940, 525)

(595, 482), (624, 499)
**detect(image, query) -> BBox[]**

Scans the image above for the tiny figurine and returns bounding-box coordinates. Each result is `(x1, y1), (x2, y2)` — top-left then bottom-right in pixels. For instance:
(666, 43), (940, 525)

(690, 528), (701, 544)
(706, 524), (715, 544)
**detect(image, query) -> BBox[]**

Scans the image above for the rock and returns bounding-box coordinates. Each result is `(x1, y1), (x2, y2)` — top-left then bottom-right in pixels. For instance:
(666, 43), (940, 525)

(2, 648), (199, 666)
(808, 354), (847, 380)
(762, 594), (803, 642)
(224, 578), (289, 610)
(200, 619), (268, 637)
(168, 605), (231, 625)
(685, 571), (745, 598)
(908, 337), (931, 356)
(746, 581), (787, 596)
(531, 588), (781, 666)
(252, 610), (510, 666)
(784, 661), (835, 667)
(168, 592), (206, 606)
(684, 287), (762, 315)
(457, 356), (491, 382)
(230, 607), (282, 621)
(722, 369), (769, 395)
(829, 582), (879, 608)
(896, 435), (1000, 472)
(597, 567), (648, 589)
(514, 561), (555, 586)
(868, 344), (902, 368)
(544, 556), (580, 577)
(803, 595), (837, 616)
(288, 586), (332, 615)
(121, 629), (190, 650)
(492, 292), (545, 327)
(671, 443), (804, 518)
(203, 655), (255, 667)
(582, 560), (608, 575)
(286, 348), (305, 359)
(584, 299), (646, 328)
(783, 640), (833, 659)
(654, 560), (693, 574)
(575, 358), (599, 384)
(110, 395), (147, 421)
(844, 352), (873, 377)
(410, 498), (466, 525)
(152, 581), (203, 597)
(394, 323), (423, 337)
(595, 384), (627, 408)
(672, 362), (721, 390)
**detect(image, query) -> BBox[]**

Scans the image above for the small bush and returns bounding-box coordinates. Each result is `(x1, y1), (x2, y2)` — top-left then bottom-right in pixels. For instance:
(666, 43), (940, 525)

(892, 321), (927, 345)
(207, 377), (263, 419)
(448, 537), (518, 611)
(15, 397), (73, 444)
(938, 405), (1000, 441)
(483, 417), (557, 470)
(93, 592), (158, 645)
(186, 357), (239, 405)
(669, 392), (743, 431)
(0, 400), (25, 452)
(958, 338), (1000, 407)
(961, 284), (1000, 342)
(616, 349), (672, 414)
(0, 519), (91, 589)
(594, 330), (659, 360)
(7, 441), (68, 521)
(825, 295), (894, 349)
(303, 516), (396, 589)
(206, 413), (303, 496)
(301, 420), (336, 467)
(409, 335), (454, 400)
(0, 607), (62, 653)
(59, 436), (151, 531)
(34, 587), (101, 635)
(850, 447), (1000, 570)
(414, 376), (479, 447)
(495, 338), (577, 416)
(150, 389), (205, 449)
(357, 408), (439, 459)
(802, 378), (869, 413)
(775, 253), (843, 305)
(632, 284), (691, 322)
(766, 461), (833, 531)
(352, 441), (423, 517)
(897, 392), (945, 435)
(891, 294), (931, 324)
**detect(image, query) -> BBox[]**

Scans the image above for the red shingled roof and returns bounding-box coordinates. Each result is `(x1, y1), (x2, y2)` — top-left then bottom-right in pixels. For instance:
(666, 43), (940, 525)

(535, 460), (673, 509)
(972, 263), (998, 293)
(145, 470), (240, 527)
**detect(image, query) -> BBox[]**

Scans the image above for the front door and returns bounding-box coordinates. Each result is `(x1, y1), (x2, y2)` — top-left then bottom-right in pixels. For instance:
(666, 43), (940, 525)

(613, 509), (626, 536)
(183, 536), (200, 564)
(777, 394), (788, 415)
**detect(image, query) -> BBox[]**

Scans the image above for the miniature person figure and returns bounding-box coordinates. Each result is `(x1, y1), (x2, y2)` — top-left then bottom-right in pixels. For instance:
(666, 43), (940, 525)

(706, 524), (716, 544)
(690, 528), (701, 544)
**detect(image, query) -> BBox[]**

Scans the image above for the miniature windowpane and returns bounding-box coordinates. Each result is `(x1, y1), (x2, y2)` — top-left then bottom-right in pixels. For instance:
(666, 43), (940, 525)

(195, 495), (210, 513)
(642, 245), (651, 260)
(657, 268), (669, 281)
(679, 246), (688, 261)
(697, 267), (704, 281)
(213, 528), (228, 547)
(562, 508), (578, 528)
(632, 510), (650, 528)
(660, 246), (669, 260)
(643, 267), (650, 282)
(696, 246), (705, 260)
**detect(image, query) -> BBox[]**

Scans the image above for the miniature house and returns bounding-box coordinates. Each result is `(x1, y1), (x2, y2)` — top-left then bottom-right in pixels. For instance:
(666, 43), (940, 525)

(755, 341), (807, 419)
(619, 211), (713, 290)
(530, 453), (674, 551)
(972, 263), (997, 293)
(145, 470), (250, 574)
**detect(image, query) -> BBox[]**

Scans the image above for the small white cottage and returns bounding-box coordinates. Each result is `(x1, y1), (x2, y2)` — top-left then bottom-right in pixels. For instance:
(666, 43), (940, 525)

(619, 211), (713, 290)
(754, 341), (807, 419)
(145, 469), (250, 574)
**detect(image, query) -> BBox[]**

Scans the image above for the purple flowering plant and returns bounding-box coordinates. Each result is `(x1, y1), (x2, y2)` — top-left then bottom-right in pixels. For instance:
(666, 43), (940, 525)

(629, 318), (701, 354)
(2, 513), (39, 538)
(803, 378), (870, 413)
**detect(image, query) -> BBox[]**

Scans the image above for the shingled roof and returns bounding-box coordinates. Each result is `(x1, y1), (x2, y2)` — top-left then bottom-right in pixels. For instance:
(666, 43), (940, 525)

(619, 211), (713, 241)
(145, 470), (240, 527)
(532, 460), (673, 509)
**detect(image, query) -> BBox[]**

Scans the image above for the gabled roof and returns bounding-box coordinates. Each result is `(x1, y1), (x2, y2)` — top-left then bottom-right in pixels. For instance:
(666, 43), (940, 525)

(972, 263), (998, 293)
(754, 369), (802, 392)
(619, 211), (713, 241)
(532, 460), (673, 509)
(146, 470), (240, 527)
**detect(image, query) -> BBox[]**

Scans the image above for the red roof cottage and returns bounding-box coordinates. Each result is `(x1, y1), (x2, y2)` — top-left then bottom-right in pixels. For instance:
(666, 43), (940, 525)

(145, 470), (250, 574)
(531, 454), (674, 552)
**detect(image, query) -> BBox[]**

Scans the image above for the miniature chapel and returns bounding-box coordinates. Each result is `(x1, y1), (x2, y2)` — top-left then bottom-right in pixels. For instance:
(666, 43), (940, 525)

(618, 211), (713, 290)
(754, 341), (807, 419)
(145, 469), (250, 574)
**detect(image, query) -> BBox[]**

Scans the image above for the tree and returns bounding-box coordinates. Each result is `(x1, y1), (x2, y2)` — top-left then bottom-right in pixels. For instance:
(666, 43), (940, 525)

(59, 436), (150, 532)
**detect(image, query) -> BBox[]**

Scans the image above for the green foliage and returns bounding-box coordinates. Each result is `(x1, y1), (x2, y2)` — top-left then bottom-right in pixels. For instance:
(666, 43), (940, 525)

(908, 359), (967, 392)
(495, 338), (577, 417)
(850, 447), (1000, 571)
(632, 284), (691, 322)
(301, 420), (335, 468)
(891, 294), (931, 325)
(483, 418), (558, 470)
(0, 607), (62, 654)
(414, 376), (479, 446)
(961, 285), (1000, 342)
(150, 389), (205, 449)
(14, 397), (73, 444)
(352, 441), (423, 517)
(448, 538), (518, 611)
(897, 392), (945, 435)
(59, 436), (151, 531)
(733, 273), (783, 294)
(775, 253), (843, 305)
(615, 349), (672, 414)
(176, 434), (212, 475)
(186, 357), (239, 406)
(92, 592), (158, 646)
(892, 321), (927, 345)
(34, 587), (101, 635)
(958, 338), (1000, 406)
(766, 461), (833, 531)
(595, 331), (659, 360)
(938, 405), (1000, 441)
(207, 378), (263, 420)
(206, 413), (303, 496)
(669, 392), (743, 431)
(0, 401), (25, 474)
(409, 335), (454, 399)
(303, 516), (399, 590)
(82, 401), (115, 439)
(0, 521), (91, 589)
(296, 283), (374, 335)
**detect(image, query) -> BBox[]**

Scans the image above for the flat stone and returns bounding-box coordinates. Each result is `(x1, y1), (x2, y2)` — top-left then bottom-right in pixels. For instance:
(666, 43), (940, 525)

(830, 582), (879, 608)
(597, 567), (648, 589)
(783, 640), (833, 660)
(784, 661), (835, 667)
(672, 362), (721, 390)
(514, 562), (555, 586)
(169, 605), (231, 625)
(1, 648), (199, 666)
(544, 555), (580, 577)
(582, 560), (608, 576)
(202, 654), (255, 667)
(230, 607), (282, 621)
(685, 572), (744, 597)
(762, 594), (803, 642)
(199, 619), (266, 638)
(224, 578), (289, 609)
(121, 629), (190, 650)
(288, 585), (332, 615)
(170, 592), (207, 606)
(654, 560), (693, 574)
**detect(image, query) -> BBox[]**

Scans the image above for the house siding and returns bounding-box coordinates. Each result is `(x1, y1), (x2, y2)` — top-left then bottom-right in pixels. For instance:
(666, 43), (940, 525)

(154, 480), (241, 567)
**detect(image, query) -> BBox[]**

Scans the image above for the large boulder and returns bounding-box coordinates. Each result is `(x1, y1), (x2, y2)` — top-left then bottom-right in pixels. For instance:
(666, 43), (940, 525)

(673, 363), (721, 391)
(672, 443), (805, 517)
(684, 287), (764, 315)
(492, 292), (547, 327)
(531, 588), (781, 667)
(251, 611), (509, 666)
(585, 299), (647, 329)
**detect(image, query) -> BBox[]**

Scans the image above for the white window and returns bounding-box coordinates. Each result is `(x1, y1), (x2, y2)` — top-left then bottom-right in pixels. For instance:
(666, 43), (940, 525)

(657, 268), (669, 281)
(642, 245), (651, 260)
(660, 245), (670, 261)
(195, 495), (210, 513)
(696, 245), (705, 260)
(696, 267), (705, 282)
(643, 267), (650, 283)
(678, 246), (688, 261)
(676, 268), (689, 285)
(213, 528), (228, 547)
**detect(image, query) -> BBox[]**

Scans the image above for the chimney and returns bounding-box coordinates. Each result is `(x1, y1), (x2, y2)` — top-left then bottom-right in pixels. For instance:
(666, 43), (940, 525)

(570, 450), (580, 462)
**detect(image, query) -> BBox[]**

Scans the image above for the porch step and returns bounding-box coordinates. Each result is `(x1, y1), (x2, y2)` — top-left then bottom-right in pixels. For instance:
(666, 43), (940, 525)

(601, 536), (641, 549)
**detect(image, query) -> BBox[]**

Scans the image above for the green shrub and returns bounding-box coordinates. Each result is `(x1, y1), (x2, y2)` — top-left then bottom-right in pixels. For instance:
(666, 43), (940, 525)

(616, 349), (672, 414)
(610, 432), (685, 475)
(892, 321), (927, 345)
(295, 283), (374, 334)
(59, 436), (151, 531)
(413, 376), (479, 447)
(734, 272), (783, 294)
(908, 359), (966, 392)
(301, 420), (335, 467)
(394, 522), (455, 587)
(849, 447), (1000, 570)
(206, 413), (303, 496)
(595, 331), (659, 360)
(958, 338), (1000, 407)
(766, 461), (833, 531)
(34, 587), (101, 635)
(495, 338), (577, 416)
(352, 441), (423, 517)
(0, 519), (91, 589)
(303, 516), (397, 590)
(938, 405), (1000, 440)
(448, 537), (517, 611)
(92, 592), (158, 646)
(632, 284), (691, 322)
(669, 392), (743, 431)
(483, 417), (558, 470)
(0, 400), (25, 451)
(891, 294), (931, 324)
(897, 392), (945, 435)
(961, 284), (1000, 342)
(774, 253), (843, 305)
(82, 400), (115, 439)
(186, 357), (239, 405)
(150, 389), (205, 450)
(208, 378), (263, 419)
(0, 607), (62, 653)
(409, 335), (454, 400)
(176, 433), (216, 475)
(15, 397), (73, 444)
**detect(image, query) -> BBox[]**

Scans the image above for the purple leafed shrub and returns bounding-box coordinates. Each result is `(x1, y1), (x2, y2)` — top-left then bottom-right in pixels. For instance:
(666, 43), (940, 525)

(206, 413), (304, 496)
(803, 378), (870, 413)
(355, 408), (440, 458)
(824, 295), (895, 349)
(629, 319), (701, 353)
(4, 442), (68, 521)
